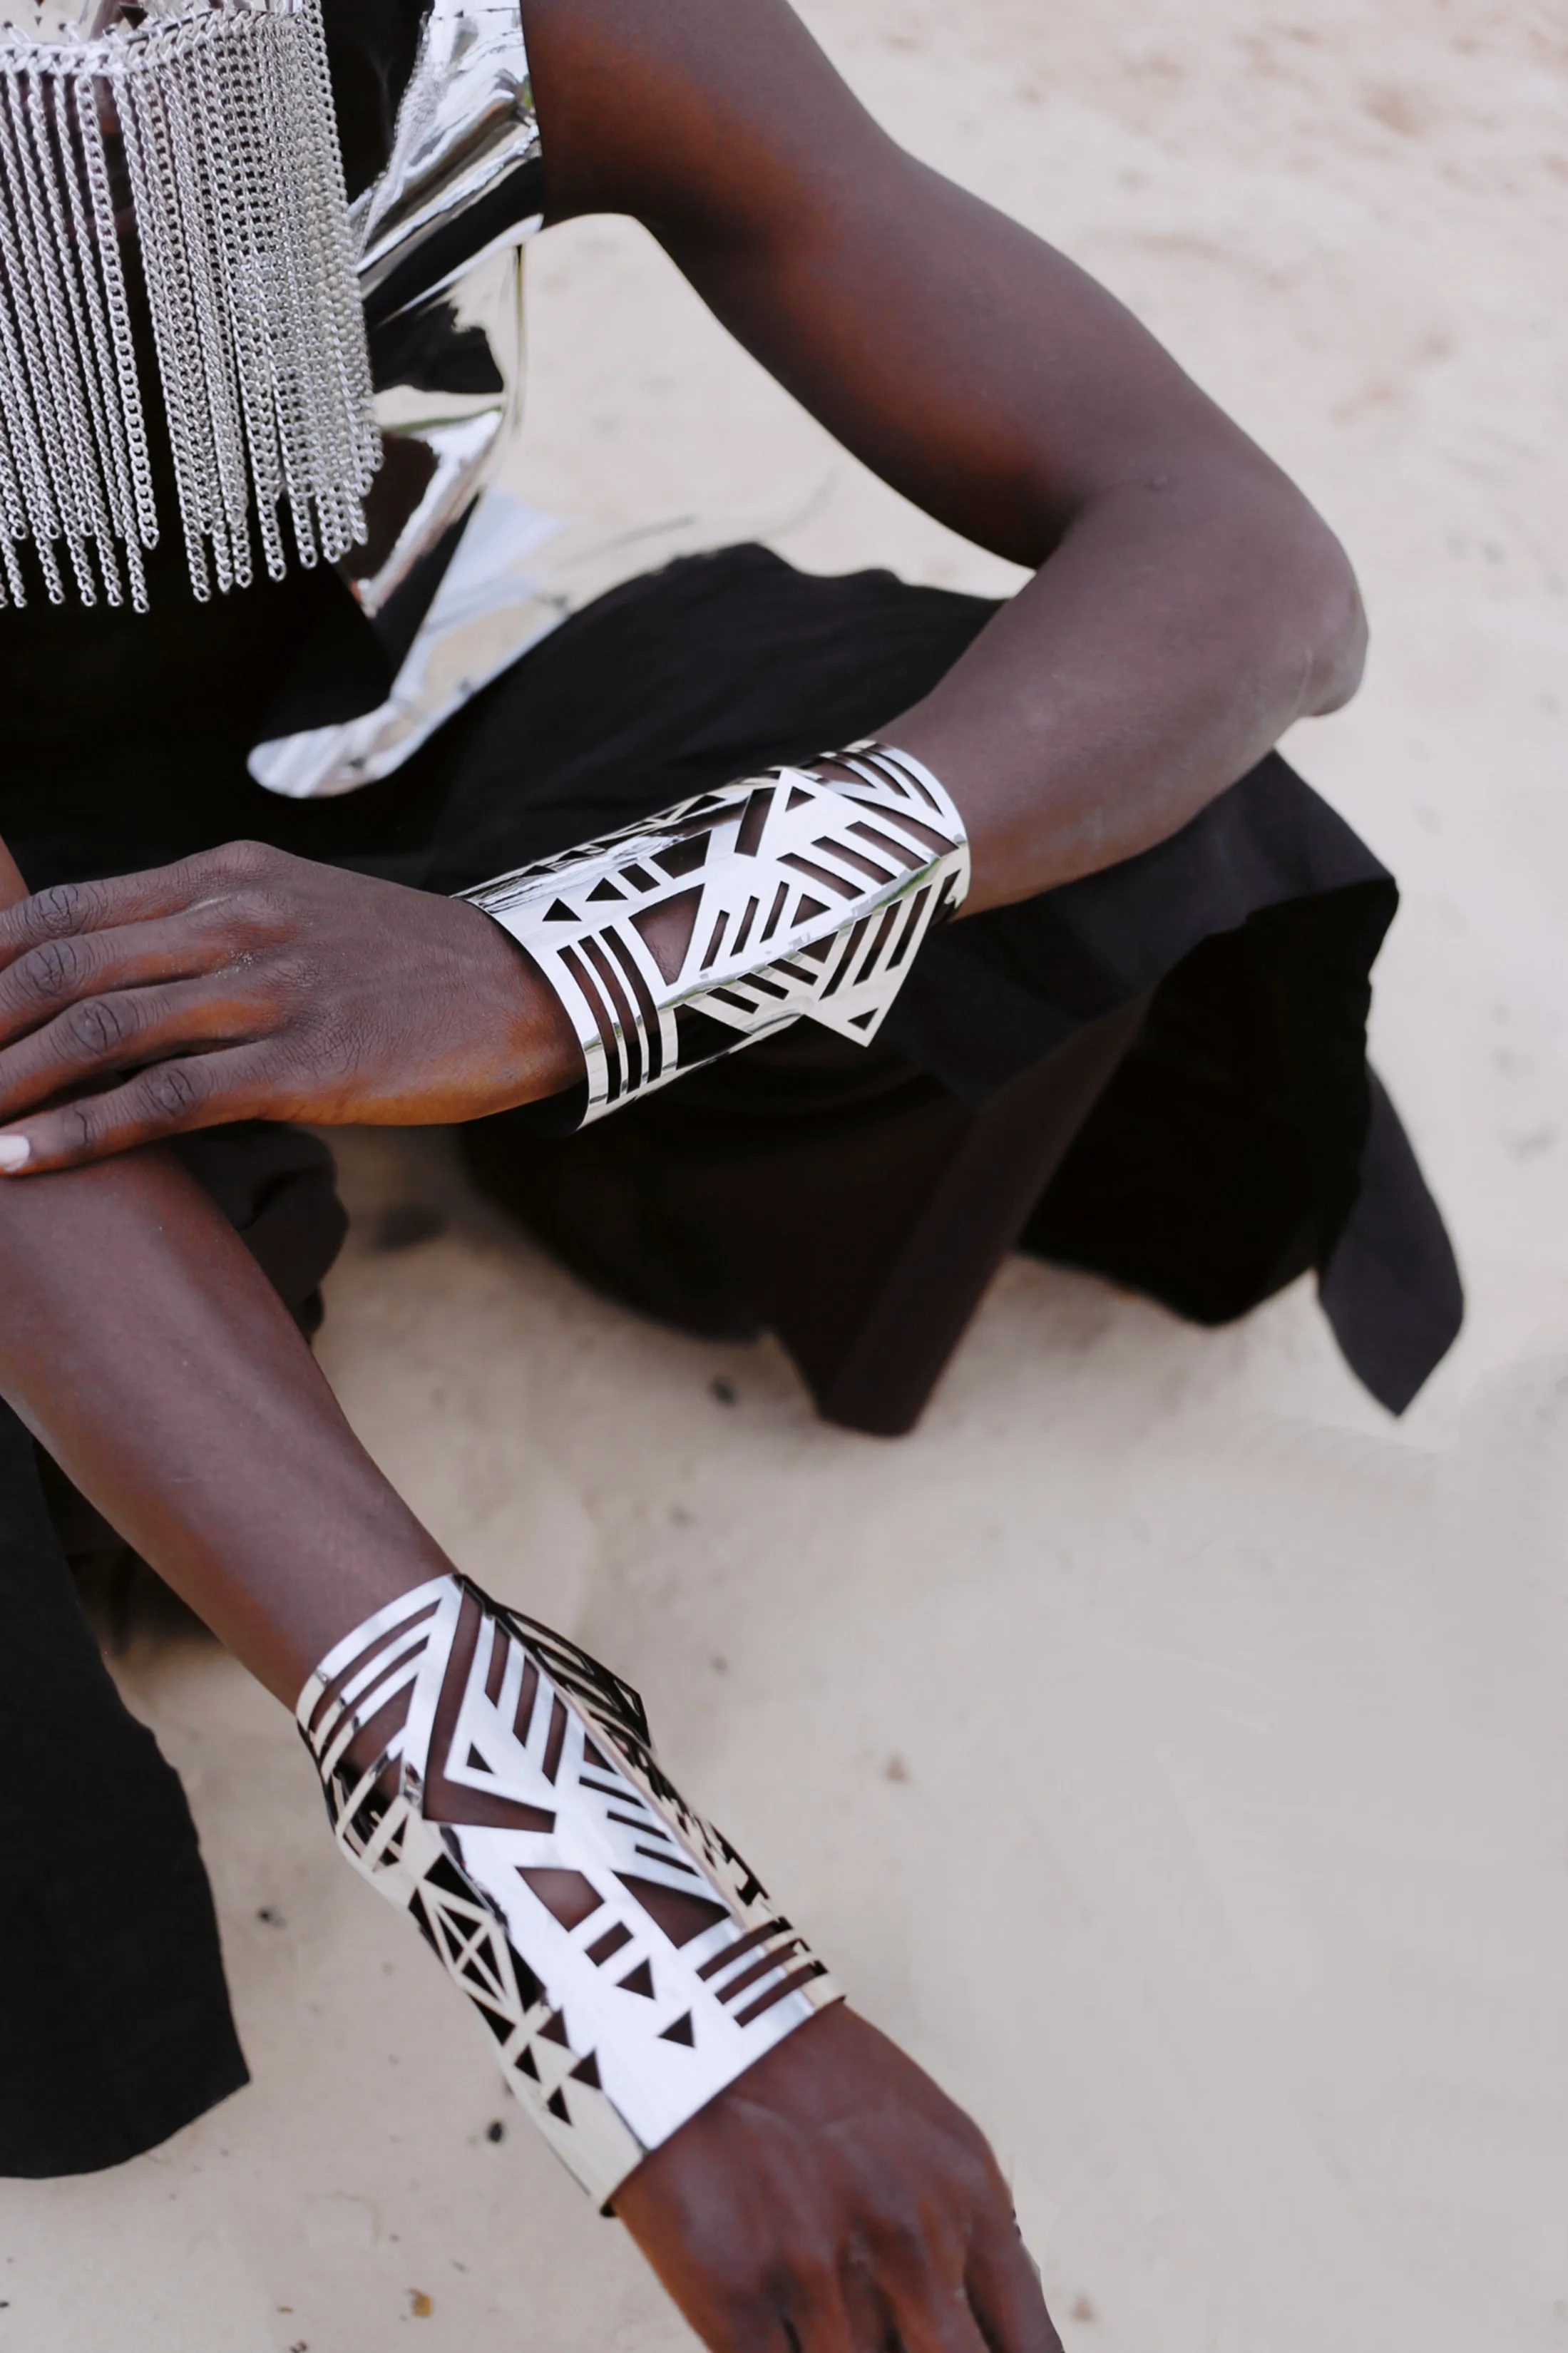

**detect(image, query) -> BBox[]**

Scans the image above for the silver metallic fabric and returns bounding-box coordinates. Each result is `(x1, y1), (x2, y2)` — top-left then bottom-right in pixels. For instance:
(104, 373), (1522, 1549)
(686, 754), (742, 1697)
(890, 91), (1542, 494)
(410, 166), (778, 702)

(249, 0), (550, 798)
(298, 1573), (839, 2208)
(459, 739), (972, 1124)
(0, 0), (377, 611)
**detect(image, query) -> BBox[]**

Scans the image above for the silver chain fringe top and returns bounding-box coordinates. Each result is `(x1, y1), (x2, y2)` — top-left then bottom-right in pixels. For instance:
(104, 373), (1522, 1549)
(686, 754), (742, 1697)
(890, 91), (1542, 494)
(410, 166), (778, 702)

(0, 0), (377, 612)
(0, 0), (550, 796)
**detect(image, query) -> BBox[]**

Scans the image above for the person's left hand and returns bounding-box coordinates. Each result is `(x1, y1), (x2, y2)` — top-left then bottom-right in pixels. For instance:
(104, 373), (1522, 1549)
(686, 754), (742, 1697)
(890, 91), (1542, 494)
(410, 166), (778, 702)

(615, 2003), (1063, 2353)
(0, 840), (585, 1173)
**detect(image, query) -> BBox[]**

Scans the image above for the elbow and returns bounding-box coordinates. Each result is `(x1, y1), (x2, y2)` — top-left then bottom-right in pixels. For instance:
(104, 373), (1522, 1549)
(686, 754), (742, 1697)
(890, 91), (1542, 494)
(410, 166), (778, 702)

(1162, 443), (1370, 727)
(1225, 451), (1368, 722)
(1090, 444), (1370, 734)
(1288, 508), (1368, 717)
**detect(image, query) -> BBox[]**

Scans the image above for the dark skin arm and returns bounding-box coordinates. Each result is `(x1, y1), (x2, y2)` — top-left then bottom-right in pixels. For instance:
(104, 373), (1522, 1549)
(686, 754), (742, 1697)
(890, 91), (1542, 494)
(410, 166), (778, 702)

(0, 0), (1363, 1172)
(0, 6), (1349, 2320)
(0, 818), (1059, 2349)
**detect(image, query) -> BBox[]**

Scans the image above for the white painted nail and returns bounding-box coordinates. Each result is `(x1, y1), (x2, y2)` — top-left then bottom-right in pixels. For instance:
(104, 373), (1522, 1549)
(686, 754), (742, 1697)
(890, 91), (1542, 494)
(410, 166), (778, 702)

(0, 1135), (31, 1172)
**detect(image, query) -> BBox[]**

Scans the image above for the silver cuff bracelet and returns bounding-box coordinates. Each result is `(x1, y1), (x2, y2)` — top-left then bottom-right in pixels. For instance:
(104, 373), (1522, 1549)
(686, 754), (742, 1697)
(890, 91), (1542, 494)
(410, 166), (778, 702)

(458, 739), (970, 1124)
(298, 1574), (840, 2209)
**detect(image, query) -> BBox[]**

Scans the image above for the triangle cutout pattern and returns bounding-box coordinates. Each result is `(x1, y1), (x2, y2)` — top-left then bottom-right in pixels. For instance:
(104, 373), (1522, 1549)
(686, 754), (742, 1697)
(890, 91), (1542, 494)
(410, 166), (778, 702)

(299, 1574), (839, 2210)
(459, 744), (968, 1122)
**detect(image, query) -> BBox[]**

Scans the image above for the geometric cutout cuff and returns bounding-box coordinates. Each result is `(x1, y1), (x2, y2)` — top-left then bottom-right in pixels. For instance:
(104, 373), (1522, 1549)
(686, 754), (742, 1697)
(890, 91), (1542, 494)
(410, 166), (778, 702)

(297, 1574), (841, 2208)
(458, 739), (970, 1124)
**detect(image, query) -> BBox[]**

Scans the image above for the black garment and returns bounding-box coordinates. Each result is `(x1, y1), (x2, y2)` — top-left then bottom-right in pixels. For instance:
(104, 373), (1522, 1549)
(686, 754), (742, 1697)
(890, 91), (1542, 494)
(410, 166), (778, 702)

(463, 994), (1152, 1438)
(0, 543), (1461, 2175)
(0, 539), (1461, 1406)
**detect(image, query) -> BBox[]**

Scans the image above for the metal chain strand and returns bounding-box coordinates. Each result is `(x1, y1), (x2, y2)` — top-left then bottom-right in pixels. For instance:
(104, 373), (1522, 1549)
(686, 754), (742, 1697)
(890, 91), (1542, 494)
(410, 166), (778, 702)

(207, 16), (285, 580)
(0, 391), (30, 605)
(0, 65), (94, 599)
(0, 93), (67, 604)
(30, 69), (126, 605)
(250, 9), (322, 568)
(118, 63), (214, 597)
(158, 34), (249, 593)
(0, 0), (376, 607)
(296, 0), (375, 500)
(75, 72), (158, 553)
(53, 73), (145, 610)
(10, 68), (110, 599)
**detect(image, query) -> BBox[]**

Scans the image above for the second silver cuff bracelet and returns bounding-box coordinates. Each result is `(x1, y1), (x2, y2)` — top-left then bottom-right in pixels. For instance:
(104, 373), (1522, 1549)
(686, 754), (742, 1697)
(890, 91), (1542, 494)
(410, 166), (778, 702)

(299, 1574), (840, 2209)
(459, 739), (970, 1123)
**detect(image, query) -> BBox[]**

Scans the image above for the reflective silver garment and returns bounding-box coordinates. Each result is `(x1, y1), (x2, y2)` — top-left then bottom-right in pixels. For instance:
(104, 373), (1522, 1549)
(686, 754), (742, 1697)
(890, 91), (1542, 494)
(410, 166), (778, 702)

(249, 0), (553, 797)
(299, 1573), (840, 2207)
(461, 741), (973, 1124)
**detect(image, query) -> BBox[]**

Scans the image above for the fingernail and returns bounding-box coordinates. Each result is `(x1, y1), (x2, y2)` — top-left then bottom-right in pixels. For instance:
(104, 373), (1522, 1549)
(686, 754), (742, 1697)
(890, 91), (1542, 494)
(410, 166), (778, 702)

(0, 1134), (30, 1172)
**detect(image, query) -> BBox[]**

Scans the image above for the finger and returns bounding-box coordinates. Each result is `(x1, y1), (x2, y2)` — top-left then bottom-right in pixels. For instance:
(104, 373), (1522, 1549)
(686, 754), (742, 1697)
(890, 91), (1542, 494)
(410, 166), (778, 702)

(695, 2292), (822, 2353)
(0, 867), (198, 971)
(0, 841), (282, 973)
(0, 1045), (274, 1171)
(780, 2279), (861, 2353)
(839, 2211), (975, 2353)
(0, 979), (264, 1122)
(0, 915), (245, 1046)
(963, 2216), (1064, 2353)
(880, 2268), (990, 2353)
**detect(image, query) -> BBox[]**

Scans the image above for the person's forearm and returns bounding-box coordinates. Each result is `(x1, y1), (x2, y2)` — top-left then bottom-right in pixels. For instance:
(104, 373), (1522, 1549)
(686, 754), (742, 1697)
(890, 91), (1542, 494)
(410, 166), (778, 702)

(526, 0), (1366, 924)
(0, 846), (1063, 2347)
(0, 838), (449, 1702)
(887, 453), (1367, 917)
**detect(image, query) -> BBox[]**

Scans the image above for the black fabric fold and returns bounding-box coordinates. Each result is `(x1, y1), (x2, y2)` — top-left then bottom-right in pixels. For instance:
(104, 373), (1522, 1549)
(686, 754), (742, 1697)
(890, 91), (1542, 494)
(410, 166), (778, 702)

(0, 1408), (248, 2176)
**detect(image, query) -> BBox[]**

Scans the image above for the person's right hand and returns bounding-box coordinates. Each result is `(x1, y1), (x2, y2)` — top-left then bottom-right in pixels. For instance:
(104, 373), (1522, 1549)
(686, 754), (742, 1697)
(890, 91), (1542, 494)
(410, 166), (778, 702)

(0, 842), (585, 1176)
(614, 2004), (1062, 2352)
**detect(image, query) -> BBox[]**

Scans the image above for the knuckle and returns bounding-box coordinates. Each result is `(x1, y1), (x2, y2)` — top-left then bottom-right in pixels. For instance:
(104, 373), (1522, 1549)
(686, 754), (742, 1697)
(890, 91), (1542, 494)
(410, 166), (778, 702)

(883, 2208), (927, 2258)
(30, 881), (97, 939)
(66, 1096), (102, 1154)
(264, 948), (312, 1003)
(235, 886), (294, 940)
(760, 2259), (814, 2321)
(217, 839), (280, 883)
(35, 883), (86, 935)
(700, 2255), (786, 2343)
(215, 884), (297, 960)
(64, 995), (130, 1058)
(17, 935), (89, 1004)
(713, 2290), (775, 2352)
(143, 1060), (205, 1122)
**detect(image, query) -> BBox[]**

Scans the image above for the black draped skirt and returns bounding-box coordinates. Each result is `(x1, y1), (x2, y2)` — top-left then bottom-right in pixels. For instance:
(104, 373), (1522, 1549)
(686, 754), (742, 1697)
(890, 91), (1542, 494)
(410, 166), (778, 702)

(0, 543), (1461, 2173)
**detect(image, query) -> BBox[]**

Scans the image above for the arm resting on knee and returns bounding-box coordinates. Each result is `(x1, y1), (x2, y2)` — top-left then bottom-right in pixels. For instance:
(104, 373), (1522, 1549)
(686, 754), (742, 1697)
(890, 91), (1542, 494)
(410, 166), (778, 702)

(0, 836), (449, 1703)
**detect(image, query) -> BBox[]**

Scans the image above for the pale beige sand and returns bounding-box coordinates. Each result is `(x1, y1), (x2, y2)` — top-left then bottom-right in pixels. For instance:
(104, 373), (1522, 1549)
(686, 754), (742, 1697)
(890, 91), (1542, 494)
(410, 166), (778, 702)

(5, 4), (1567, 2348)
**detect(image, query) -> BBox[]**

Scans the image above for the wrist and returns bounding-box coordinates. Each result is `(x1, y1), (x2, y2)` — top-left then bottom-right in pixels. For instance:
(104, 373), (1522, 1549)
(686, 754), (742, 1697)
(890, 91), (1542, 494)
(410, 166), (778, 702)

(457, 739), (969, 1129)
(511, 942), (590, 1101)
(298, 1573), (839, 2208)
(454, 895), (588, 1107)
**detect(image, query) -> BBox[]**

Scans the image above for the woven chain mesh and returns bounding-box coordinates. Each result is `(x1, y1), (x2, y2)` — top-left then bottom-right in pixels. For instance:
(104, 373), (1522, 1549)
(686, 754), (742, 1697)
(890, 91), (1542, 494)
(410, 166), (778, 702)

(0, 0), (377, 610)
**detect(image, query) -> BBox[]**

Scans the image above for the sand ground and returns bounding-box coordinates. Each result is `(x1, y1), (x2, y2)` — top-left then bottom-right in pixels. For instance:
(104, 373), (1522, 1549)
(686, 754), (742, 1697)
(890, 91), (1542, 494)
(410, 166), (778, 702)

(4, 3), (1567, 2348)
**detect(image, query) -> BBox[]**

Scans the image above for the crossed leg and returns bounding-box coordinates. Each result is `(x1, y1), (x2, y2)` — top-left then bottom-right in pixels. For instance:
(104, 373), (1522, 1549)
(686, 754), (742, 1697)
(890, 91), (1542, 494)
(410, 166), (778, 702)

(0, 828), (1061, 2349)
